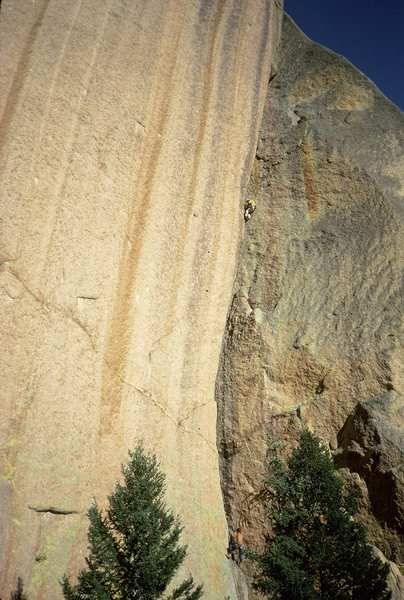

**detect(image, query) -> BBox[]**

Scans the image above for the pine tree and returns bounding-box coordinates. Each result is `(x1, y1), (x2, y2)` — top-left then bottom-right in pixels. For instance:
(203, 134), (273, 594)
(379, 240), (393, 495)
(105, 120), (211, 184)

(62, 443), (203, 600)
(249, 430), (391, 600)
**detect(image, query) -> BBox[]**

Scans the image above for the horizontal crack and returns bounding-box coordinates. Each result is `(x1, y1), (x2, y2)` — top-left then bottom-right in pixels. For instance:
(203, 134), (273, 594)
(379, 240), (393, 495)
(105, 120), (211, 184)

(28, 505), (80, 515)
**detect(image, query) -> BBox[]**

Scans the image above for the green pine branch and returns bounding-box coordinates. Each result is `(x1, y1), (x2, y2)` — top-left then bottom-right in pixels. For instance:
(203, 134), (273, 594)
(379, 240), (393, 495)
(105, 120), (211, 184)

(61, 443), (203, 600)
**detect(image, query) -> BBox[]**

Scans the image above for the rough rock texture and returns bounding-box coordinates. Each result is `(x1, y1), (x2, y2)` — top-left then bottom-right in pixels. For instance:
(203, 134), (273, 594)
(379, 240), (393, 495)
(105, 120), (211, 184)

(2, 3), (404, 598)
(371, 546), (404, 600)
(0, 1), (282, 598)
(216, 12), (404, 591)
(335, 392), (404, 561)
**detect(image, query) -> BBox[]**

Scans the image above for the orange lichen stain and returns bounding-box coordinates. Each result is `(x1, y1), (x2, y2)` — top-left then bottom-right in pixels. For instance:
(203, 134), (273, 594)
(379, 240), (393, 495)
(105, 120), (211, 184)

(99, 12), (184, 437)
(301, 140), (319, 215)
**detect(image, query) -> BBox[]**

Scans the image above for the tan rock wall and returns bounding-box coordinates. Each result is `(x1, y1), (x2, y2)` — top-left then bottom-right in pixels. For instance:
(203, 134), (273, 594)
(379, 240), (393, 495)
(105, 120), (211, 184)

(217, 13), (404, 585)
(0, 1), (282, 598)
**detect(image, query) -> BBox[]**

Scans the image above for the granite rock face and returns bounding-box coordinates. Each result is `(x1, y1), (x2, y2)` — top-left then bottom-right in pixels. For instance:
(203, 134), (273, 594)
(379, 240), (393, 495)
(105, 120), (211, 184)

(335, 392), (404, 561)
(216, 12), (404, 586)
(0, 1), (282, 598)
(2, 3), (404, 598)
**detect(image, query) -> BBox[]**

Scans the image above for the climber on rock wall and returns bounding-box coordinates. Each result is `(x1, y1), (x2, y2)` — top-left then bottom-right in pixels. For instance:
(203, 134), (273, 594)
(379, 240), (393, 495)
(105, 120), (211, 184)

(227, 529), (244, 565)
(244, 198), (256, 221)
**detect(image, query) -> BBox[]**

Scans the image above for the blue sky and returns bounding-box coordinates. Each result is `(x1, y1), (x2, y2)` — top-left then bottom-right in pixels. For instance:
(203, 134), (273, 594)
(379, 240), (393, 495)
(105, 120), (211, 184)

(284, 0), (404, 111)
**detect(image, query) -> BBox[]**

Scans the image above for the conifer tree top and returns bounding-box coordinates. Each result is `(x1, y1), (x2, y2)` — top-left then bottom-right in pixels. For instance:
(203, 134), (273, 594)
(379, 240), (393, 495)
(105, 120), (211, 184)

(249, 430), (392, 600)
(62, 443), (203, 600)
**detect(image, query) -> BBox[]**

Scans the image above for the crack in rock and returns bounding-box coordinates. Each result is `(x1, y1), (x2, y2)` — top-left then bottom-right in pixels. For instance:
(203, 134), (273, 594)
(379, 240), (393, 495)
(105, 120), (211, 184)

(2, 266), (96, 349)
(148, 321), (181, 362)
(103, 358), (216, 452)
(178, 398), (213, 426)
(28, 505), (80, 515)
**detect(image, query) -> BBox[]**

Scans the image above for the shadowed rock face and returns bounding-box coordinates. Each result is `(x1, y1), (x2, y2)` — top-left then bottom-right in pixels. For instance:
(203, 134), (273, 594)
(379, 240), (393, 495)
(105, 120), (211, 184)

(0, 1), (282, 598)
(371, 546), (404, 600)
(216, 12), (404, 587)
(335, 392), (404, 562)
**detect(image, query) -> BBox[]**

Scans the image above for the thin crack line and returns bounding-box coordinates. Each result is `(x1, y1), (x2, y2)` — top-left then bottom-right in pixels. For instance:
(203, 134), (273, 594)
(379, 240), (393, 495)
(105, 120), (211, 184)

(178, 398), (213, 426)
(103, 358), (216, 451)
(3, 267), (96, 349)
(148, 320), (181, 362)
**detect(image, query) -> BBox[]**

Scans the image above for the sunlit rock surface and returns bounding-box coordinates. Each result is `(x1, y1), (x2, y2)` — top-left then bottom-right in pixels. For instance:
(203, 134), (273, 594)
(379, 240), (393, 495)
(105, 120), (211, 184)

(0, 1), (282, 598)
(217, 13), (404, 591)
(2, 4), (403, 598)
